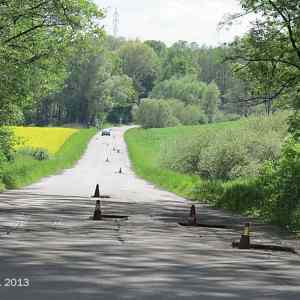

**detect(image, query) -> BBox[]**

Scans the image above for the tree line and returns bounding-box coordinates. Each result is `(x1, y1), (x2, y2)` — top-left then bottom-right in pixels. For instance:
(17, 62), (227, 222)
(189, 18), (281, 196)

(1, 0), (262, 130)
(26, 36), (261, 128)
(1, 1), (299, 147)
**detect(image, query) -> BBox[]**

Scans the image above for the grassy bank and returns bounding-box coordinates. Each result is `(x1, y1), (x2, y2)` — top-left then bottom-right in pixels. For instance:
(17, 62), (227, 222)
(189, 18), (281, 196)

(125, 121), (238, 199)
(125, 114), (298, 229)
(0, 128), (96, 190)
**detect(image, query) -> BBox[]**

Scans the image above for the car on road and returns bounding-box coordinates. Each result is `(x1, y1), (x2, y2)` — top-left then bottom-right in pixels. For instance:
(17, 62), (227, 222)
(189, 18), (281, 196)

(101, 129), (111, 136)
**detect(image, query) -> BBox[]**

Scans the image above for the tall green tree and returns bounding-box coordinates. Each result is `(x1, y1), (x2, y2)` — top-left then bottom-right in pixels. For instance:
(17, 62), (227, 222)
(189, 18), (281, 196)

(39, 40), (115, 126)
(150, 75), (206, 105)
(225, 0), (300, 135)
(100, 75), (137, 123)
(118, 41), (160, 99)
(144, 40), (167, 58)
(202, 82), (221, 123)
(0, 0), (104, 125)
(161, 41), (199, 81)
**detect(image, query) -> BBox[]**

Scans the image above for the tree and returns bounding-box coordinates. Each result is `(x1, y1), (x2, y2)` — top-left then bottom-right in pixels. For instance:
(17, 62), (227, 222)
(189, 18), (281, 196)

(0, 0), (104, 125)
(165, 100), (207, 125)
(118, 41), (159, 98)
(144, 40), (167, 58)
(203, 82), (221, 123)
(100, 75), (137, 123)
(33, 37), (116, 126)
(150, 75), (206, 105)
(225, 0), (300, 134)
(161, 41), (199, 80)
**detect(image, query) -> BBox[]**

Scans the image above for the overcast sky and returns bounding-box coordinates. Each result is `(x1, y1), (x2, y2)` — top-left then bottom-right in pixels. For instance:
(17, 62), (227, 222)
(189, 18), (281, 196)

(94, 0), (250, 46)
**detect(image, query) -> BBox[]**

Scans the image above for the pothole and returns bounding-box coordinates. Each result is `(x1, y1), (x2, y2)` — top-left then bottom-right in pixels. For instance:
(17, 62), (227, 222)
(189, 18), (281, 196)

(232, 241), (297, 254)
(178, 222), (228, 229)
(89, 214), (129, 221)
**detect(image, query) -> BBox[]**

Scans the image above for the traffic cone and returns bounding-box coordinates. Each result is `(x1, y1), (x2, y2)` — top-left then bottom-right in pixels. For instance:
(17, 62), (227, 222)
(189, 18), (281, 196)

(239, 223), (251, 249)
(190, 205), (197, 225)
(93, 184), (100, 198)
(93, 200), (102, 220)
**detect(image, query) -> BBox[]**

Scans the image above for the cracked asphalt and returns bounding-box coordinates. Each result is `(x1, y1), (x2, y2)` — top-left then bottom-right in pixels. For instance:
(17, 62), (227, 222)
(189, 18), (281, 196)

(0, 126), (299, 300)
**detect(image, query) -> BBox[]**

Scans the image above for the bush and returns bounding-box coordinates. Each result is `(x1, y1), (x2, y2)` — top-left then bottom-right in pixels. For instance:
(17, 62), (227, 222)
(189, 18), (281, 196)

(136, 99), (180, 128)
(170, 101), (207, 125)
(32, 148), (50, 161)
(150, 75), (206, 105)
(0, 127), (17, 161)
(259, 140), (300, 229)
(194, 178), (264, 215)
(215, 111), (240, 123)
(160, 113), (288, 180)
(17, 147), (50, 161)
(135, 98), (207, 128)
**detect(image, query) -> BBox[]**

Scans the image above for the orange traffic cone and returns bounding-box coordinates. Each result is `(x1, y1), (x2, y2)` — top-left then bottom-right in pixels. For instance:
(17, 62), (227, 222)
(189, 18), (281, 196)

(190, 205), (197, 225)
(93, 200), (102, 220)
(239, 223), (251, 249)
(93, 184), (100, 198)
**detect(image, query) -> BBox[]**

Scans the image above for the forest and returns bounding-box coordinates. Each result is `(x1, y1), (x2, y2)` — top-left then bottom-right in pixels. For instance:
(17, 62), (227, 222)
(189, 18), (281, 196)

(0, 2), (268, 128)
(1, 1), (298, 130)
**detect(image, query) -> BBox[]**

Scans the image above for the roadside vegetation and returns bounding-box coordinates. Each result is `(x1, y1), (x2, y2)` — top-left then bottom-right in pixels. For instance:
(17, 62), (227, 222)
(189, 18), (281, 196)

(126, 112), (300, 231)
(0, 128), (96, 191)
(126, 120), (247, 199)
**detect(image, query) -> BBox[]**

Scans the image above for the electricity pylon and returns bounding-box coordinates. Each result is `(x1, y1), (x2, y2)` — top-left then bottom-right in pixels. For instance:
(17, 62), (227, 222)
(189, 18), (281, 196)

(113, 9), (119, 37)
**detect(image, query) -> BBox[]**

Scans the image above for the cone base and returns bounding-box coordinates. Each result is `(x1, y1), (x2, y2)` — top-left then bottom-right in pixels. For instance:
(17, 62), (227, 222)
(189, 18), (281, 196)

(239, 234), (250, 249)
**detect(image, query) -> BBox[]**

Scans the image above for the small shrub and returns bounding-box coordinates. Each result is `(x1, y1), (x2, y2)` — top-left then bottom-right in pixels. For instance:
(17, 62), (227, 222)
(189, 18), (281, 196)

(17, 147), (50, 161)
(215, 111), (240, 123)
(218, 179), (264, 213)
(2, 172), (18, 189)
(177, 104), (207, 125)
(136, 98), (180, 128)
(193, 180), (224, 204)
(32, 148), (50, 161)
(0, 127), (17, 161)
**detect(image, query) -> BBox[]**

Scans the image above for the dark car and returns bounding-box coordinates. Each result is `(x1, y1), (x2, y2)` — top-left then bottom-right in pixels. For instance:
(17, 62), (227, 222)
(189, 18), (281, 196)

(101, 129), (111, 136)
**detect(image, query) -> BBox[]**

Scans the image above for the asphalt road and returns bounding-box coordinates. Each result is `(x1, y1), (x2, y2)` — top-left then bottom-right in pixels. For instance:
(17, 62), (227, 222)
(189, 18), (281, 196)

(0, 127), (299, 300)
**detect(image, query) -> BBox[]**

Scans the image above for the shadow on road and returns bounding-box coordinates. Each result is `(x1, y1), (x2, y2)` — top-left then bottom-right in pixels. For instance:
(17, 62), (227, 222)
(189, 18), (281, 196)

(0, 192), (299, 299)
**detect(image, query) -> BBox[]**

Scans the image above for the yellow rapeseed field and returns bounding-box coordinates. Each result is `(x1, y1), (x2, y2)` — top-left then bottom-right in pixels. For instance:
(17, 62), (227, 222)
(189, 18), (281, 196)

(12, 127), (79, 154)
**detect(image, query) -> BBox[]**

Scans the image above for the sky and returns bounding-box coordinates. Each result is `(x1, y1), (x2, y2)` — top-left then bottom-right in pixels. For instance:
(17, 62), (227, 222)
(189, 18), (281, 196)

(94, 0), (251, 46)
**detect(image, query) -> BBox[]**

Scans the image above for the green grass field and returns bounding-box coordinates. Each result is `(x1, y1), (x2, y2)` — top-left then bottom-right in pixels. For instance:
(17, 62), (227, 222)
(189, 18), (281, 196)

(125, 121), (239, 199)
(0, 128), (96, 190)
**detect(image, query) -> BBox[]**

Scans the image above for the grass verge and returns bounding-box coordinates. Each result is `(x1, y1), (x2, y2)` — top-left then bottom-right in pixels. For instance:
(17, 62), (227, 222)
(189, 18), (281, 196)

(1, 128), (96, 190)
(125, 126), (201, 199)
(125, 121), (243, 199)
(124, 118), (298, 230)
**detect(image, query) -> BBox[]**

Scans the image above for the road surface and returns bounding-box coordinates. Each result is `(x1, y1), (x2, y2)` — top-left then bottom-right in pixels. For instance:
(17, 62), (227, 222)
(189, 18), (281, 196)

(0, 127), (299, 300)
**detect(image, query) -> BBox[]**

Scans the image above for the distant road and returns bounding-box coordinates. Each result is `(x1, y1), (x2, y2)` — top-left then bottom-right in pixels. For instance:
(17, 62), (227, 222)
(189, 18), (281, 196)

(21, 126), (185, 203)
(0, 126), (299, 300)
